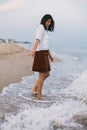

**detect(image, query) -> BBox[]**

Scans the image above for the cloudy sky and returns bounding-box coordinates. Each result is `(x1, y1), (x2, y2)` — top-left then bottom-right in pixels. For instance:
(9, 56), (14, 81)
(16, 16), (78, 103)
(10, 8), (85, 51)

(0, 0), (87, 47)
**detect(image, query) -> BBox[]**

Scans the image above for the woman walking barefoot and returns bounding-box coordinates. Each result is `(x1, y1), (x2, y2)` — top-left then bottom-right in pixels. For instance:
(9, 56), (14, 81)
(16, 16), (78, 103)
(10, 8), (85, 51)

(28, 14), (55, 99)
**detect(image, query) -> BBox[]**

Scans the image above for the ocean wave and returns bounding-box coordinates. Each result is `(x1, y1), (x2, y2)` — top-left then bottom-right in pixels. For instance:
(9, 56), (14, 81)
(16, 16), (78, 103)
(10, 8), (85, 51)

(61, 70), (87, 102)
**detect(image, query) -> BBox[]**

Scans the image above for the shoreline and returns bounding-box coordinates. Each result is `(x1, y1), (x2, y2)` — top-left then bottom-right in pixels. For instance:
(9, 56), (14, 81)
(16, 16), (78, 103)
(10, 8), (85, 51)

(0, 43), (34, 92)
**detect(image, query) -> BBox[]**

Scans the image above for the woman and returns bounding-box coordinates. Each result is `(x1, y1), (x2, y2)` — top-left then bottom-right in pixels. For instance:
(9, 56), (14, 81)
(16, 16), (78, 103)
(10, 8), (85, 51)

(28, 14), (55, 99)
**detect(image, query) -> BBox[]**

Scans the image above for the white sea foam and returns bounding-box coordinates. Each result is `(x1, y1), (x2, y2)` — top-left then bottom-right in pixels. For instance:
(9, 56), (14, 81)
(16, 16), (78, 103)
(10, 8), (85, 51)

(61, 70), (87, 102)
(1, 70), (87, 130)
(1, 100), (87, 130)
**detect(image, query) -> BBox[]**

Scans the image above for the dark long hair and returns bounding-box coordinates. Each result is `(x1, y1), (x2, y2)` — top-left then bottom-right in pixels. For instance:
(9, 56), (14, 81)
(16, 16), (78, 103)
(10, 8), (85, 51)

(40, 14), (55, 32)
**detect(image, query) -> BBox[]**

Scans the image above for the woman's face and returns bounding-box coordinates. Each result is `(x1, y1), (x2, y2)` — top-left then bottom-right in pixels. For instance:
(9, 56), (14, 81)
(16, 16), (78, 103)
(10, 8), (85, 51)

(45, 19), (51, 29)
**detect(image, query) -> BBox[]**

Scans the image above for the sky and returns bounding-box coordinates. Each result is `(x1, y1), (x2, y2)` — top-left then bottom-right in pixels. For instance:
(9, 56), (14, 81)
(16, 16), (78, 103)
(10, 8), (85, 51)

(0, 0), (87, 48)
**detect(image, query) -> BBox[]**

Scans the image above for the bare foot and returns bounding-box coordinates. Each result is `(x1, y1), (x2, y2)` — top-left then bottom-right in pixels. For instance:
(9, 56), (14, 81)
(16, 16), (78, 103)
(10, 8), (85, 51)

(36, 95), (44, 99)
(32, 90), (37, 95)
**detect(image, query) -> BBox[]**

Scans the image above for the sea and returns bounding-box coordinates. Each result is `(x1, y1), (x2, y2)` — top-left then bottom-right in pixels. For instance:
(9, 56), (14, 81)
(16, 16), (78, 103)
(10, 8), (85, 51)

(0, 42), (87, 130)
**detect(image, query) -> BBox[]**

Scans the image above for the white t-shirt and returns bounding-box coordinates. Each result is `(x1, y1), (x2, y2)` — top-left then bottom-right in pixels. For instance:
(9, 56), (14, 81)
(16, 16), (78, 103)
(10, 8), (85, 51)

(35, 24), (49, 51)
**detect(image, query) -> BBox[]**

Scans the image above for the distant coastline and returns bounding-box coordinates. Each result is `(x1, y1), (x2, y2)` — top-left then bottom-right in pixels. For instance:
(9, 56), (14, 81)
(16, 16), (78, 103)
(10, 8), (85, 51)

(0, 38), (31, 44)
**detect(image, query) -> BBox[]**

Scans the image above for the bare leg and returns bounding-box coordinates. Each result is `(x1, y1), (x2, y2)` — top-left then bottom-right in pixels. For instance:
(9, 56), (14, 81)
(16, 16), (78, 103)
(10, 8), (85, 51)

(36, 73), (45, 98)
(32, 72), (50, 97)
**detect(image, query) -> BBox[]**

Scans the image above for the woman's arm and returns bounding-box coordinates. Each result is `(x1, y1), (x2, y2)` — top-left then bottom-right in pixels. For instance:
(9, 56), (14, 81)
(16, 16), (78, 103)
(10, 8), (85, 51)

(48, 50), (54, 62)
(28, 39), (40, 56)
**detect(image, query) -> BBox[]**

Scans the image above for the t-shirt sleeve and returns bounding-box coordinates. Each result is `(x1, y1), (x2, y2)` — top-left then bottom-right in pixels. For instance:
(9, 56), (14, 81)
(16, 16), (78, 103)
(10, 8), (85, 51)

(35, 25), (43, 42)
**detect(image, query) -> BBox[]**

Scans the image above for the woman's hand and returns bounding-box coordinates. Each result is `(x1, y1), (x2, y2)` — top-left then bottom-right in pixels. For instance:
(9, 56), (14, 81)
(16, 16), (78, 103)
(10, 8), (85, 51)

(27, 39), (39, 57)
(49, 55), (54, 62)
(27, 50), (35, 57)
(48, 50), (54, 62)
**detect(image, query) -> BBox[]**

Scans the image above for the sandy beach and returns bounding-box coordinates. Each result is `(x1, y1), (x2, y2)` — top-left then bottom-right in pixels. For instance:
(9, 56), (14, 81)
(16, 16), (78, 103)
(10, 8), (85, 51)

(0, 43), (34, 92)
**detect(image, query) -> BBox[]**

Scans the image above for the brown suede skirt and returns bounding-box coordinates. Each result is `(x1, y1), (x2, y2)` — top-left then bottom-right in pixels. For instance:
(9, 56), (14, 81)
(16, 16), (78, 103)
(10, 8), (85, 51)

(32, 50), (51, 72)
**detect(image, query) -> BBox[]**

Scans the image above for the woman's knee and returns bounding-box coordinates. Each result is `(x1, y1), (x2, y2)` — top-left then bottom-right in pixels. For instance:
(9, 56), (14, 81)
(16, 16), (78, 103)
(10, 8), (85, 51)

(45, 72), (50, 78)
(39, 72), (50, 80)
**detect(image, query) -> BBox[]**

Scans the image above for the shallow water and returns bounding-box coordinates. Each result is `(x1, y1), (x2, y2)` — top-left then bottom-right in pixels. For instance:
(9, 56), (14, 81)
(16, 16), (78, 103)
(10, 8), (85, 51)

(0, 43), (87, 130)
